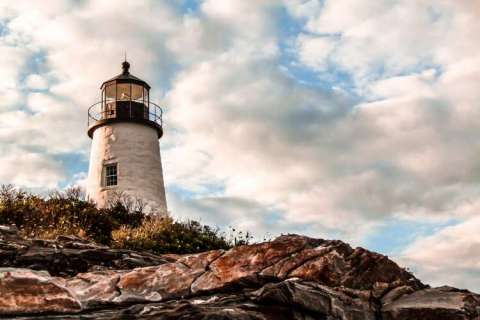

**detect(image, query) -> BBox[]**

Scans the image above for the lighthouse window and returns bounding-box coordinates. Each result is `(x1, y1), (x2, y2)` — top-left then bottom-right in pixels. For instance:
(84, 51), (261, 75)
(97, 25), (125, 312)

(104, 163), (117, 186)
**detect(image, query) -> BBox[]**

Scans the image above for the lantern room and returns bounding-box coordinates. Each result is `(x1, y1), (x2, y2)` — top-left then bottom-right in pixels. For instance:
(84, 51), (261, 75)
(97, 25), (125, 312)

(87, 61), (163, 139)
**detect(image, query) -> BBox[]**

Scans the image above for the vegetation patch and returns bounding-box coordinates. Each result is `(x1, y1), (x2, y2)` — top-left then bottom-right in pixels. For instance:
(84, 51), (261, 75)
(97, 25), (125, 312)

(0, 185), (251, 254)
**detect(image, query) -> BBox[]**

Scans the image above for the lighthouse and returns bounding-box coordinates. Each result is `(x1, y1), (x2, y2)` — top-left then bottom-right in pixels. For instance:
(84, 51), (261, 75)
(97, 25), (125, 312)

(86, 61), (167, 216)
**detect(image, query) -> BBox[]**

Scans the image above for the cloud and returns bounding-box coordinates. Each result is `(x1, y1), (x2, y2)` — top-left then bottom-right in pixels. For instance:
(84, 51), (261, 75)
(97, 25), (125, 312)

(25, 74), (49, 90)
(0, 93), (88, 155)
(0, 88), (20, 110)
(167, 191), (322, 242)
(365, 70), (436, 100)
(165, 42), (480, 241)
(0, 43), (29, 110)
(0, 45), (29, 88)
(288, 0), (480, 82)
(400, 216), (480, 291)
(0, 146), (64, 188)
(167, 53), (395, 241)
(295, 33), (336, 71)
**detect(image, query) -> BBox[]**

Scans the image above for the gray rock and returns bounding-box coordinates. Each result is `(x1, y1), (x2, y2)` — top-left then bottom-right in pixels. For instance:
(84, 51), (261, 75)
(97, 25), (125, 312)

(382, 286), (480, 320)
(251, 278), (377, 320)
(0, 226), (174, 276)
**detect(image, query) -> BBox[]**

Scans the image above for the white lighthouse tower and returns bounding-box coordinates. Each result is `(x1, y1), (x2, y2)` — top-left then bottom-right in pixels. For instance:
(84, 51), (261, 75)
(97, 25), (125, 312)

(86, 61), (167, 216)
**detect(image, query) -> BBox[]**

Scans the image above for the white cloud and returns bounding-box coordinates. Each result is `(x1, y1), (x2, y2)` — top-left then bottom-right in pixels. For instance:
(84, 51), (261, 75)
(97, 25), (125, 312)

(165, 44), (480, 242)
(0, 45), (29, 88)
(201, 0), (277, 36)
(167, 54), (395, 242)
(366, 70), (436, 100)
(165, 15), (227, 65)
(64, 172), (87, 191)
(0, 88), (20, 110)
(25, 74), (49, 90)
(0, 146), (64, 188)
(400, 217), (480, 291)
(289, 1), (466, 81)
(0, 43), (29, 110)
(284, 0), (322, 20)
(295, 33), (336, 71)
(0, 93), (88, 154)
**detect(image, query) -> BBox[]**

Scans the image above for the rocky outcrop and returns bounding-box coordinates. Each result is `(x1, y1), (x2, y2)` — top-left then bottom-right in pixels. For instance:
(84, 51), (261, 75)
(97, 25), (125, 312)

(0, 225), (479, 319)
(0, 225), (173, 277)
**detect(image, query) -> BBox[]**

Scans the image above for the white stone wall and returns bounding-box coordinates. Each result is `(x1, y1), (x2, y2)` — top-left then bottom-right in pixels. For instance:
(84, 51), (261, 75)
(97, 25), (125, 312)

(86, 122), (168, 216)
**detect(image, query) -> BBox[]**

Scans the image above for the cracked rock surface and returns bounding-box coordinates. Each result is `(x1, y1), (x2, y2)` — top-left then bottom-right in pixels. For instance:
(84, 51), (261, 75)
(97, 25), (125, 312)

(0, 225), (174, 277)
(0, 225), (479, 319)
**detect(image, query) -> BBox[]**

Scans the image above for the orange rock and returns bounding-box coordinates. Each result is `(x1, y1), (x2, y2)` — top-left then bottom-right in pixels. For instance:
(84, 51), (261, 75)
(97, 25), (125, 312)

(0, 269), (81, 315)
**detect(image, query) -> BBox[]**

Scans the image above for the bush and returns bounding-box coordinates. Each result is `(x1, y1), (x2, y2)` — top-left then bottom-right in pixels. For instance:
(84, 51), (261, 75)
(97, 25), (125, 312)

(0, 185), (133, 244)
(0, 185), (252, 253)
(112, 217), (234, 254)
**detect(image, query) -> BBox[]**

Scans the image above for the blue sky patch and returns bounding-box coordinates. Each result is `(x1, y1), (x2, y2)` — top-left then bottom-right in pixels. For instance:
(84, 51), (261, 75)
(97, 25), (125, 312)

(364, 218), (459, 256)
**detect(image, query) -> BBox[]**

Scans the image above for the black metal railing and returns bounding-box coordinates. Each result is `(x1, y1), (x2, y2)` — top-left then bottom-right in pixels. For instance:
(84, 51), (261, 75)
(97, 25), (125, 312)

(88, 100), (163, 128)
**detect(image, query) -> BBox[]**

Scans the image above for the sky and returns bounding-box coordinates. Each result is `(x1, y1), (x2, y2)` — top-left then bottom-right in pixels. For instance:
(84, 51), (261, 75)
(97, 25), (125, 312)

(0, 0), (479, 291)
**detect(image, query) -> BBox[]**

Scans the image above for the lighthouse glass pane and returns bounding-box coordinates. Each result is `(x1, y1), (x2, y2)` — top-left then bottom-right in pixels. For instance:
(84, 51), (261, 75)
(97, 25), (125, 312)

(131, 84), (143, 102)
(117, 83), (131, 101)
(105, 84), (116, 101)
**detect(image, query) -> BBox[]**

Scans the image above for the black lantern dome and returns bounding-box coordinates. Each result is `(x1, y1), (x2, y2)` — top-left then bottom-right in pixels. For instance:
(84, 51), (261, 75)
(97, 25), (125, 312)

(101, 61), (151, 91)
(87, 61), (163, 139)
